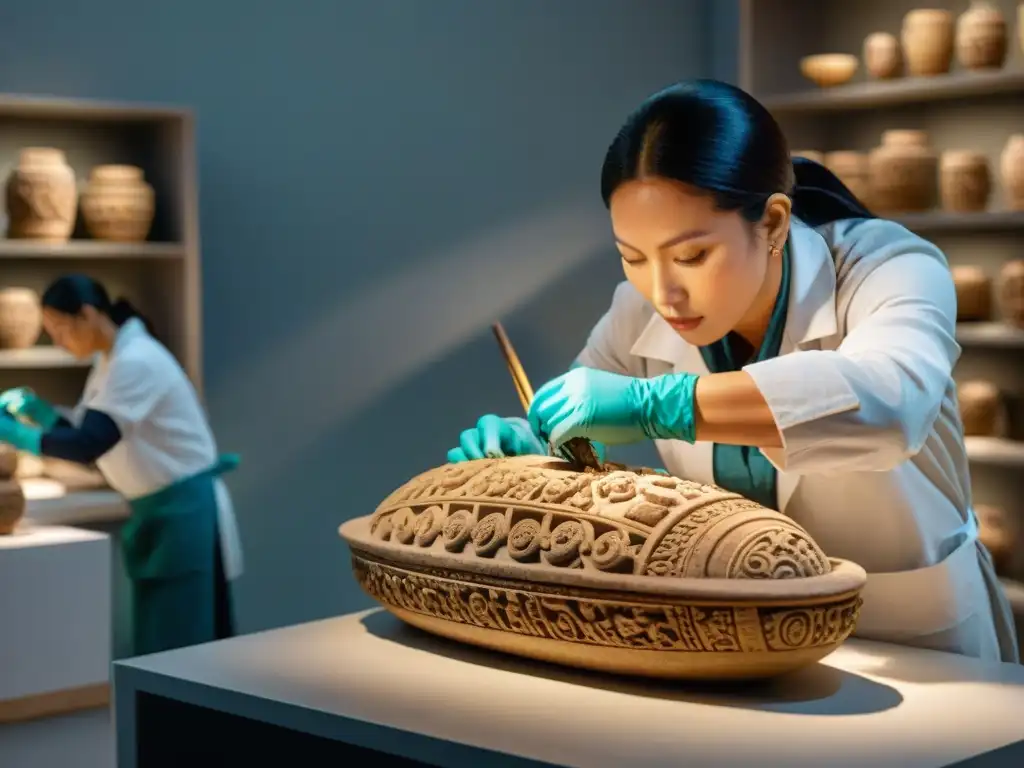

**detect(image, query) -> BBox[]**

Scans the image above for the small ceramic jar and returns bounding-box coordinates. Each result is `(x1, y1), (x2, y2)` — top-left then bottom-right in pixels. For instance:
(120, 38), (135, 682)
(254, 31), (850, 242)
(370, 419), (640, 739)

(869, 129), (938, 213)
(996, 259), (1024, 327)
(0, 287), (43, 349)
(80, 164), (156, 242)
(958, 379), (1004, 436)
(901, 9), (955, 75)
(951, 264), (992, 321)
(864, 32), (902, 78)
(939, 150), (991, 212)
(955, 1), (1007, 70)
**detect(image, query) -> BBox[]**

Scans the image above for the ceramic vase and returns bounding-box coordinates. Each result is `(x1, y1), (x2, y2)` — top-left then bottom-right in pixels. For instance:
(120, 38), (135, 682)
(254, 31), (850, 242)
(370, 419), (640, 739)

(952, 265), (992, 321)
(825, 151), (872, 206)
(0, 479), (26, 535)
(1001, 134), (1024, 210)
(0, 288), (43, 349)
(958, 379), (1004, 436)
(0, 445), (18, 481)
(80, 164), (155, 242)
(956, 1), (1007, 69)
(864, 32), (902, 78)
(4, 148), (77, 242)
(977, 504), (1015, 575)
(869, 130), (938, 213)
(939, 150), (991, 212)
(901, 9), (955, 75)
(996, 259), (1024, 327)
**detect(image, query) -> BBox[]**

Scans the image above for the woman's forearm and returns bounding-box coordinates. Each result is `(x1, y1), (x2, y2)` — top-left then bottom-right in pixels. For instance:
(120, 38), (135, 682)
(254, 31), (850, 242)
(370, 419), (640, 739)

(692, 371), (784, 448)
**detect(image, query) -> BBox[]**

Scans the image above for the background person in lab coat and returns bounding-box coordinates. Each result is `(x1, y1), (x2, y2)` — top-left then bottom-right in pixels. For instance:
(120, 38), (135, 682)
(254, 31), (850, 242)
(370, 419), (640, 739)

(448, 79), (1019, 664)
(0, 274), (243, 656)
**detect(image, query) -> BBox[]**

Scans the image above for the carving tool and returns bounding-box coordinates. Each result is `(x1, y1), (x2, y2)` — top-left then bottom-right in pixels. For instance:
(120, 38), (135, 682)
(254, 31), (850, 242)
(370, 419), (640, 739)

(490, 322), (602, 471)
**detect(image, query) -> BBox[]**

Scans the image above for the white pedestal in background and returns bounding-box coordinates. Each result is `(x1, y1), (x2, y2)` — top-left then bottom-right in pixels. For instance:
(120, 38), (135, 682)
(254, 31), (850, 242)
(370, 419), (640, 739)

(0, 524), (113, 767)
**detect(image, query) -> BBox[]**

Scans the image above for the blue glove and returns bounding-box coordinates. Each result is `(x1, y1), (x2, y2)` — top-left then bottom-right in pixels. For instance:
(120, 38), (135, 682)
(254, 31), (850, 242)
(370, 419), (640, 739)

(0, 387), (60, 430)
(527, 367), (699, 448)
(0, 413), (42, 455)
(447, 415), (547, 463)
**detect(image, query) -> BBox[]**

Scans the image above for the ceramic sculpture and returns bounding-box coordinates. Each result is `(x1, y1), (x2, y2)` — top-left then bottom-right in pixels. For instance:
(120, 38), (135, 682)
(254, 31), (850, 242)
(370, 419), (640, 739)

(0, 445), (25, 535)
(901, 9), (955, 76)
(4, 148), (77, 241)
(0, 288), (43, 349)
(939, 151), (991, 212)
(955, 1), (1007, 69)
(869, 130), (938, 213)
(340, 456), (867, 681)
(80, 164), (155, 242)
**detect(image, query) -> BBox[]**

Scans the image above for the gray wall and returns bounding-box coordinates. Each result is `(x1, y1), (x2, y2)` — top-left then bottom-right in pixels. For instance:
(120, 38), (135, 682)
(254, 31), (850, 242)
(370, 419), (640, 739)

(0, 0), (720, 632)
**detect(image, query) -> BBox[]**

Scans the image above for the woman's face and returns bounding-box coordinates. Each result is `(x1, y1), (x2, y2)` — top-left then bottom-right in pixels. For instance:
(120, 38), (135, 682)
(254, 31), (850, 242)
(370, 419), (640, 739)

(609, 177), (785, 347)
(42, 307), (99, 359)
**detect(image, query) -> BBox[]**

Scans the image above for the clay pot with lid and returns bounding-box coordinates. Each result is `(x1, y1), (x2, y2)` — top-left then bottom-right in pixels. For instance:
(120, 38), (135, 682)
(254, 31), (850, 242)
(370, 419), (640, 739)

(825, 151), (872, 206)
(957, 379), (1005, 436)
(4, 148), (77, 242)
(864, 32), (902, 78)
(1001, 134), (1024, 211)
(869, 130), (938, 213)
(940, 150), (991, 212)
(80, 164), (155, 242)
(0, 287), (43, 349)
(952, 265), (992, 321)
(956, 1), (1007, 69)
(997, 259), (1024, 327)
(901, 9), (955, 75)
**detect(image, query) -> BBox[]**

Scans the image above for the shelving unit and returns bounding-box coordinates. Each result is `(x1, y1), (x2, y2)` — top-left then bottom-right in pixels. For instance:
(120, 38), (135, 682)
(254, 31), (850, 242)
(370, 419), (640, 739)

(0, 92), (200, 519)
(739, 0), (1024, 650)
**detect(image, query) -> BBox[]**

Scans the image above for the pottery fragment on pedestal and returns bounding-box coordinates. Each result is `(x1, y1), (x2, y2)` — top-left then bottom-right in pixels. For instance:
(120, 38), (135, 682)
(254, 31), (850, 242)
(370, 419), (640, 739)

(340, 456), (867, 681)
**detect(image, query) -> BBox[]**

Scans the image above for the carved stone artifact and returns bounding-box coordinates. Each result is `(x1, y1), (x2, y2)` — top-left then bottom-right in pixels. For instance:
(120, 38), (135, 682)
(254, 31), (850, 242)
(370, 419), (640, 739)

(80, 164), (155, 242)
(4, 148), (77, 242)
(864, 32), (902, 79)
(951, 264), (992, 321)
(997, 259), (1024, 327)
(340, 456), (867, 681)
(955, 1), (1007, 70)
(869, 130), (938, 213)
(0, 288), (43, 349)
(939, 150), (991, 212)
(901, 9), (955, 76)
(957, 379), (1005, 437)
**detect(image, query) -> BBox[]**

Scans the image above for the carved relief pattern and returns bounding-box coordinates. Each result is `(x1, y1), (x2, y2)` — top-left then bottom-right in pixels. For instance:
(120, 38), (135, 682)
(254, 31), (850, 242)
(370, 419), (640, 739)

(369, 459), (831, 580)
(353, 554), (861, 653)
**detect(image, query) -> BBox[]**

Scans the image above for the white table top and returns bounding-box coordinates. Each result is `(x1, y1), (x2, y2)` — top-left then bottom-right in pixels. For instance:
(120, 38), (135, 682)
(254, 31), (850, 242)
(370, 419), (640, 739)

(24, 490), (128, 527)
(112, 607), (1024, 767)
(0, 523), (107, 550)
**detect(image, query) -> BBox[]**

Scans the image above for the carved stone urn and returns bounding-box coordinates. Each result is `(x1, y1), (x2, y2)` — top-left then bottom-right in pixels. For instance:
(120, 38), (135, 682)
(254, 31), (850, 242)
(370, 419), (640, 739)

(340, 456), (867, 681)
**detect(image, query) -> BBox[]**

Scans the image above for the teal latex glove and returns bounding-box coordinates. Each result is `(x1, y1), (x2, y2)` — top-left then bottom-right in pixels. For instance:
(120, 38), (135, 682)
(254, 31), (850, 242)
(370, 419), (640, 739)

(0, 387), (60, 431)
(0, 414), (42, 455)
(446, 415), (548, 463)
(527, 367), (699, 449)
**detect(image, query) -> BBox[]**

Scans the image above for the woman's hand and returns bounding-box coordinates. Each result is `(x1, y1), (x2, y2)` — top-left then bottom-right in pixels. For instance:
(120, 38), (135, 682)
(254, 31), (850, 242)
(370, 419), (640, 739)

(446, 415), (547, 463)
(527, 368), (698, 448)
(0, 387), (59, 430)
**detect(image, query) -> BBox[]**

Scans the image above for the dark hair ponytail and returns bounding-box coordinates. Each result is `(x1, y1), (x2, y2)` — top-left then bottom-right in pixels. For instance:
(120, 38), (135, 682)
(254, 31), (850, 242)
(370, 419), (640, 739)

(601, 79), (875, 229)
(41, 274), (157, 336)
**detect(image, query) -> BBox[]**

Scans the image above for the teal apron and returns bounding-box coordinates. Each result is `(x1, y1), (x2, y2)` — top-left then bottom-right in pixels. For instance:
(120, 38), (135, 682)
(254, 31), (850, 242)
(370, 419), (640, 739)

(121, 453), (240, 656)
(698, 244), (792, 510)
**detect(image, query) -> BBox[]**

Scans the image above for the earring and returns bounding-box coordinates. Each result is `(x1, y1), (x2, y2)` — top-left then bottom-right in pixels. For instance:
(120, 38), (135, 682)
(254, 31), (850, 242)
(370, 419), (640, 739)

(769, 243), (781, 259)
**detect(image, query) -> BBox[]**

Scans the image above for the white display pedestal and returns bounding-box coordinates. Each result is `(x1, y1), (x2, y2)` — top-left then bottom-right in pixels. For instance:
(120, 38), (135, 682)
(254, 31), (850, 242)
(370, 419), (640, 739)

(113, 608), (1024, 768)
(0, 524), (113, 768)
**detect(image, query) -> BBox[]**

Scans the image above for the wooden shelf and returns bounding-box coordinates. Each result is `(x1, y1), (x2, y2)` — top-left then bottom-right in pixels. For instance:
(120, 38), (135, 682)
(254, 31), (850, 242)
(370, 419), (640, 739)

(956, 323), (1024, 348)
(0, 347), (92, 369)
(763, 68), (1024, 115)
(892, 211), (1024, 234)
(0, 240), (185, 260)
(965, 437), (1024, 468)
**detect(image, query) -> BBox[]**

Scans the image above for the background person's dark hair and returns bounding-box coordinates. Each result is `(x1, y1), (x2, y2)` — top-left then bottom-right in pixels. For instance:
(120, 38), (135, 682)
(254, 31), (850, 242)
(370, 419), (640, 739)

(600, 79), (874, 229)
(41, 274), (157, 337)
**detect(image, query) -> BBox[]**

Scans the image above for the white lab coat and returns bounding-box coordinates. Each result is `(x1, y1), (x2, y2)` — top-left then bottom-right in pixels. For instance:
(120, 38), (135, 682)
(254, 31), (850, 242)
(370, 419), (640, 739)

(573, 216), (1018, 663)
(69, 318), (244, 581)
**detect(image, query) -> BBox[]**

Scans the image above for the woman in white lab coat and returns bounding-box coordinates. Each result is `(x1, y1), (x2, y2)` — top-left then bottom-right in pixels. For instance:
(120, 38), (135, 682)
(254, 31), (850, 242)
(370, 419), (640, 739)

(447, 79), (1019, 663)
(0, 274), (244, 656)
